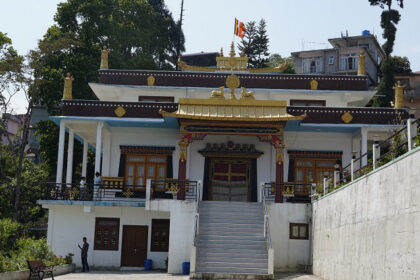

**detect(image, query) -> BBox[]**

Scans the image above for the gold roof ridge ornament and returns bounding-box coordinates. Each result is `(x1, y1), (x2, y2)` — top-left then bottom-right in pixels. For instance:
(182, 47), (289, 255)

(62, 73), (74, 100)
(177, 42), (288, 73)
(100, 46), (109, 69)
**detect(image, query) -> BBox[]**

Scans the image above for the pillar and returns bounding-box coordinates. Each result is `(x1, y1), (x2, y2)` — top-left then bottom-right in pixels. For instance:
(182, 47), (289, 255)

(361, 128), (368, 167)
(177, 134), (192, 200)
(65, 129), (74, 185)
(82, 139), (88, 177)
(56, 120), (66, 184)
(95, 122), (104, 174)
(357, 52), (366, 76)
(271, 135), (284, 203)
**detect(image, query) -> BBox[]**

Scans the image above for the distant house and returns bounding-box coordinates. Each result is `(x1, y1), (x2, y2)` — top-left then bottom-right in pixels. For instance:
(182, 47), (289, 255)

(291, 31), (385, 85)
(1, 113), (24, 145)
(396, 71), (420, 117)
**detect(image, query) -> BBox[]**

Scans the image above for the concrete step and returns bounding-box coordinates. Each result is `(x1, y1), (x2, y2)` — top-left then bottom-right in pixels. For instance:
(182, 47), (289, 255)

(197, 247), (268, 254)
(190, 272), (273, 280)
(197, 261), (267, 269)
(198, 235), (265, 241)
(195, 267), (268, 274)
(197, 256), (268, 264)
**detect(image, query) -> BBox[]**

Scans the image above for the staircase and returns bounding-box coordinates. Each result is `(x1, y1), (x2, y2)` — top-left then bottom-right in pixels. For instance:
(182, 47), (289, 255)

(192, 201), (272, 279)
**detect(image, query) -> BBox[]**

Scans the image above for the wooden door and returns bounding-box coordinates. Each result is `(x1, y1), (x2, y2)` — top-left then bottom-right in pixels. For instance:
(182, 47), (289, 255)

(121, 225), (148, 267)
(210, 158), (251, 201)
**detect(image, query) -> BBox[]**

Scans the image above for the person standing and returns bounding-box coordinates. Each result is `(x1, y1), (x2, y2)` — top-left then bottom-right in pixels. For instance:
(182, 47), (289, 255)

(93, 172), (102, 200)
(78, 237), (89, 272)
(79, 177), (86, 200)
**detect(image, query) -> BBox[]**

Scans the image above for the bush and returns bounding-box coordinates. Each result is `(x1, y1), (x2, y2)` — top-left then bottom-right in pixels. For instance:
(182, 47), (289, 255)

(0, 219), (69, 272)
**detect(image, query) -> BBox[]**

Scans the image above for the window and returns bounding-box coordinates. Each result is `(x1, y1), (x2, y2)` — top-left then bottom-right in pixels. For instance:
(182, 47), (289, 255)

(138, 96), (174, 103)
(94, 218), (120, 250)
(303, 58), (323, 74)
(290, 223), (309, 240)
(290, 100), (326, 107)
(151, 219), (170, 252)
(328, 56), (334, 65)
(339, 53), (358, 71)
(125, 155), (167, 188)
(295, 158), (337, 184)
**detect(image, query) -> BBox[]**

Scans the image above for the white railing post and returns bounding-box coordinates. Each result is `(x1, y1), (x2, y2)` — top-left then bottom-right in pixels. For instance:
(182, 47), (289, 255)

(372, 143), (377, 170)
(264, 215), (268, 238)
(323, 177), (327, 195)
(259, 182), (264, 203)
(333, 172), (337, 189)
(145, 179), (151, 210)
(407, 119), (413, 151)
(350, 158), (355, 181)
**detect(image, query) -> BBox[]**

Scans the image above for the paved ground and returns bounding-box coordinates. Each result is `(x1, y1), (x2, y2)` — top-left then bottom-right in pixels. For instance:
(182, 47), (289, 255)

(55, 271), (322, 279)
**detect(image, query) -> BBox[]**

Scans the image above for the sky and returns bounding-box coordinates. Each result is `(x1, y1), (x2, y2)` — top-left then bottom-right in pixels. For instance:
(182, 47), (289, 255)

(1, 0), (419, 113)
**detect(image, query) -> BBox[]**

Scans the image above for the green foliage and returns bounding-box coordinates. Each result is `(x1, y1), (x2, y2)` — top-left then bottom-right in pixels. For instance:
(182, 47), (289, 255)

(268, 54), (295, 74)
(369, 0), (404, 107)
(238, 19), (270, 68)
(0, 219), (20, 251)
(392, 55), (411, 74)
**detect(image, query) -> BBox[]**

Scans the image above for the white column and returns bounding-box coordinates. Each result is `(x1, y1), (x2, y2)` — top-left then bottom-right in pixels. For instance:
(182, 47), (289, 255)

(82, 139), (88, 177)
(65, 129), (74, 185)
(407, 119), (413, 151)
(361, 128), (368, 167)
(56, 120), (66, 184)
(95, 122), (104, 173)
(102, 129), (111, 176)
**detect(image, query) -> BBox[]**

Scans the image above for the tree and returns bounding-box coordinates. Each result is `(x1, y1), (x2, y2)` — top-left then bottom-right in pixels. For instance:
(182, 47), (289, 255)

(254, 19), (270, 68)
(237, 21), (257, 68)
(268, 54), (295, 74)
(392, 55), (411, 74)
(31, 0), (185, 185)
(369, 0), (404, 107)
(238, 19), (270, 68)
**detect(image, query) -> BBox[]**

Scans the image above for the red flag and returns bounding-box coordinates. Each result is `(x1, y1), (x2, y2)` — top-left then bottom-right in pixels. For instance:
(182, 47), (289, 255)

(234, 18), (246, 38)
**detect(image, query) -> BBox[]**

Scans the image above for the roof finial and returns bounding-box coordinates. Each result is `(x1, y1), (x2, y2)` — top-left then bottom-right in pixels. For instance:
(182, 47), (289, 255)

(62, 73), (74, 100)
(219, 48), (224, 57)
(229, 42), (236, 57)
(100, 46), (109, 69)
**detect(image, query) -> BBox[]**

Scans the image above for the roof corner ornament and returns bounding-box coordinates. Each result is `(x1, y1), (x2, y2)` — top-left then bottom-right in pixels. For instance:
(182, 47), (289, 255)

(393, 80), (405, 109)
(357, 51), (366, 76)
(240, 87), (255, 100)
(210, 87), (225, 99)
(219, 48), (224, 57)
(100, 46), (109, 69)
(229, 42), (236, 57)
(62, 73), (74, 100)
(310, 79), (318, 90)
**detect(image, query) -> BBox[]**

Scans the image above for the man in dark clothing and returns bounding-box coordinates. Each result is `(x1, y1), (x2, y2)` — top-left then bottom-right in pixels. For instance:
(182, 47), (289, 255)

(78, 237), (89, 272)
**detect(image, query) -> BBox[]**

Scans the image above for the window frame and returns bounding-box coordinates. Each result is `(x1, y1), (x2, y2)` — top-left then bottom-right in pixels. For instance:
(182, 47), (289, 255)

(94, 217), (120, 251)
(289, 223), (309, 240)
(138, 96), (174, 103)
(328, 56), (334, 65)
(290, 100), (326, 107)
(150, 219), (170, 252)
(125, 154), (167, 188)
(294, 158), (338, 184)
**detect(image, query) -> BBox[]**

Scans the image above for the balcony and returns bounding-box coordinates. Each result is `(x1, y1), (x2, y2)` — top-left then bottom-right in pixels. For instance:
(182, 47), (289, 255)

(262, 182), (315, 203)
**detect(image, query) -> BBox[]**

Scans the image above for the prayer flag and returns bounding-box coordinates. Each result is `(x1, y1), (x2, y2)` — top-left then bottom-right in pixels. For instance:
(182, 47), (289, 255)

(234, 18), (246, 38)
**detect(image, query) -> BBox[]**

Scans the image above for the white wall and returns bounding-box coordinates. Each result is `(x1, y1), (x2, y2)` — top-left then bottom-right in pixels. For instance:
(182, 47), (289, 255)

(268, 203), (312, 271)
(46, 205), (169, 270)
(149, 200), (196, 274)
(312, 148), (420, 280)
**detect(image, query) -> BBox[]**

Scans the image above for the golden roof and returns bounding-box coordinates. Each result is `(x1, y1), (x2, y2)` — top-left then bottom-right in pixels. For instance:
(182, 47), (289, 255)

(160, 97), (306, 122)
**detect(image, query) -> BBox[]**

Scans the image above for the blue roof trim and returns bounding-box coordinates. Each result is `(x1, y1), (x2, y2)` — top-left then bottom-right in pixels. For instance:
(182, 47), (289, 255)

(49, 116), (179, 129)
(37, 200), (145, 207)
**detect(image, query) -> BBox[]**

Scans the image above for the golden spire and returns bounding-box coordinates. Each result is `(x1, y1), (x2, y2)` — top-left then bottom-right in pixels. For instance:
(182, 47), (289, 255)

(357, 51), (366, 75)
(62, 73), (74, 100)
(100, 46), (109, 69)
(229, 42), (236, 57)
(393, 80), (405, 108)
(240, 49), (245, 57)
(219, 48), (224, 57)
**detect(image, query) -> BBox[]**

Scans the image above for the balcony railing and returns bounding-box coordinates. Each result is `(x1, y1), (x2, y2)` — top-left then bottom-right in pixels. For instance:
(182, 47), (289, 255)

(150, 179), (199, 201)
(262, 182), (313, 203)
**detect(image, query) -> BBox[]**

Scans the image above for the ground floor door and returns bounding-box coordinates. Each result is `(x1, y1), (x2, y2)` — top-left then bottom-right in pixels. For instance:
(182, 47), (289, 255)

(209, 158), (251, 201)
(121, 225), (148, 267)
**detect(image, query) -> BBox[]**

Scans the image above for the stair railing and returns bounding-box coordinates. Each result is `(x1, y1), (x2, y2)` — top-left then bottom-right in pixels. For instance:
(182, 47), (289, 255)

(190, 180), (202, 274)
(262, 183), (274, 275)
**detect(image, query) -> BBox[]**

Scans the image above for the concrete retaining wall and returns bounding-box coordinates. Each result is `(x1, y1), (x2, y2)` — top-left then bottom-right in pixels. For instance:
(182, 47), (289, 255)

(312, 148), (420, 280)
(0, 264), (75, 280)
